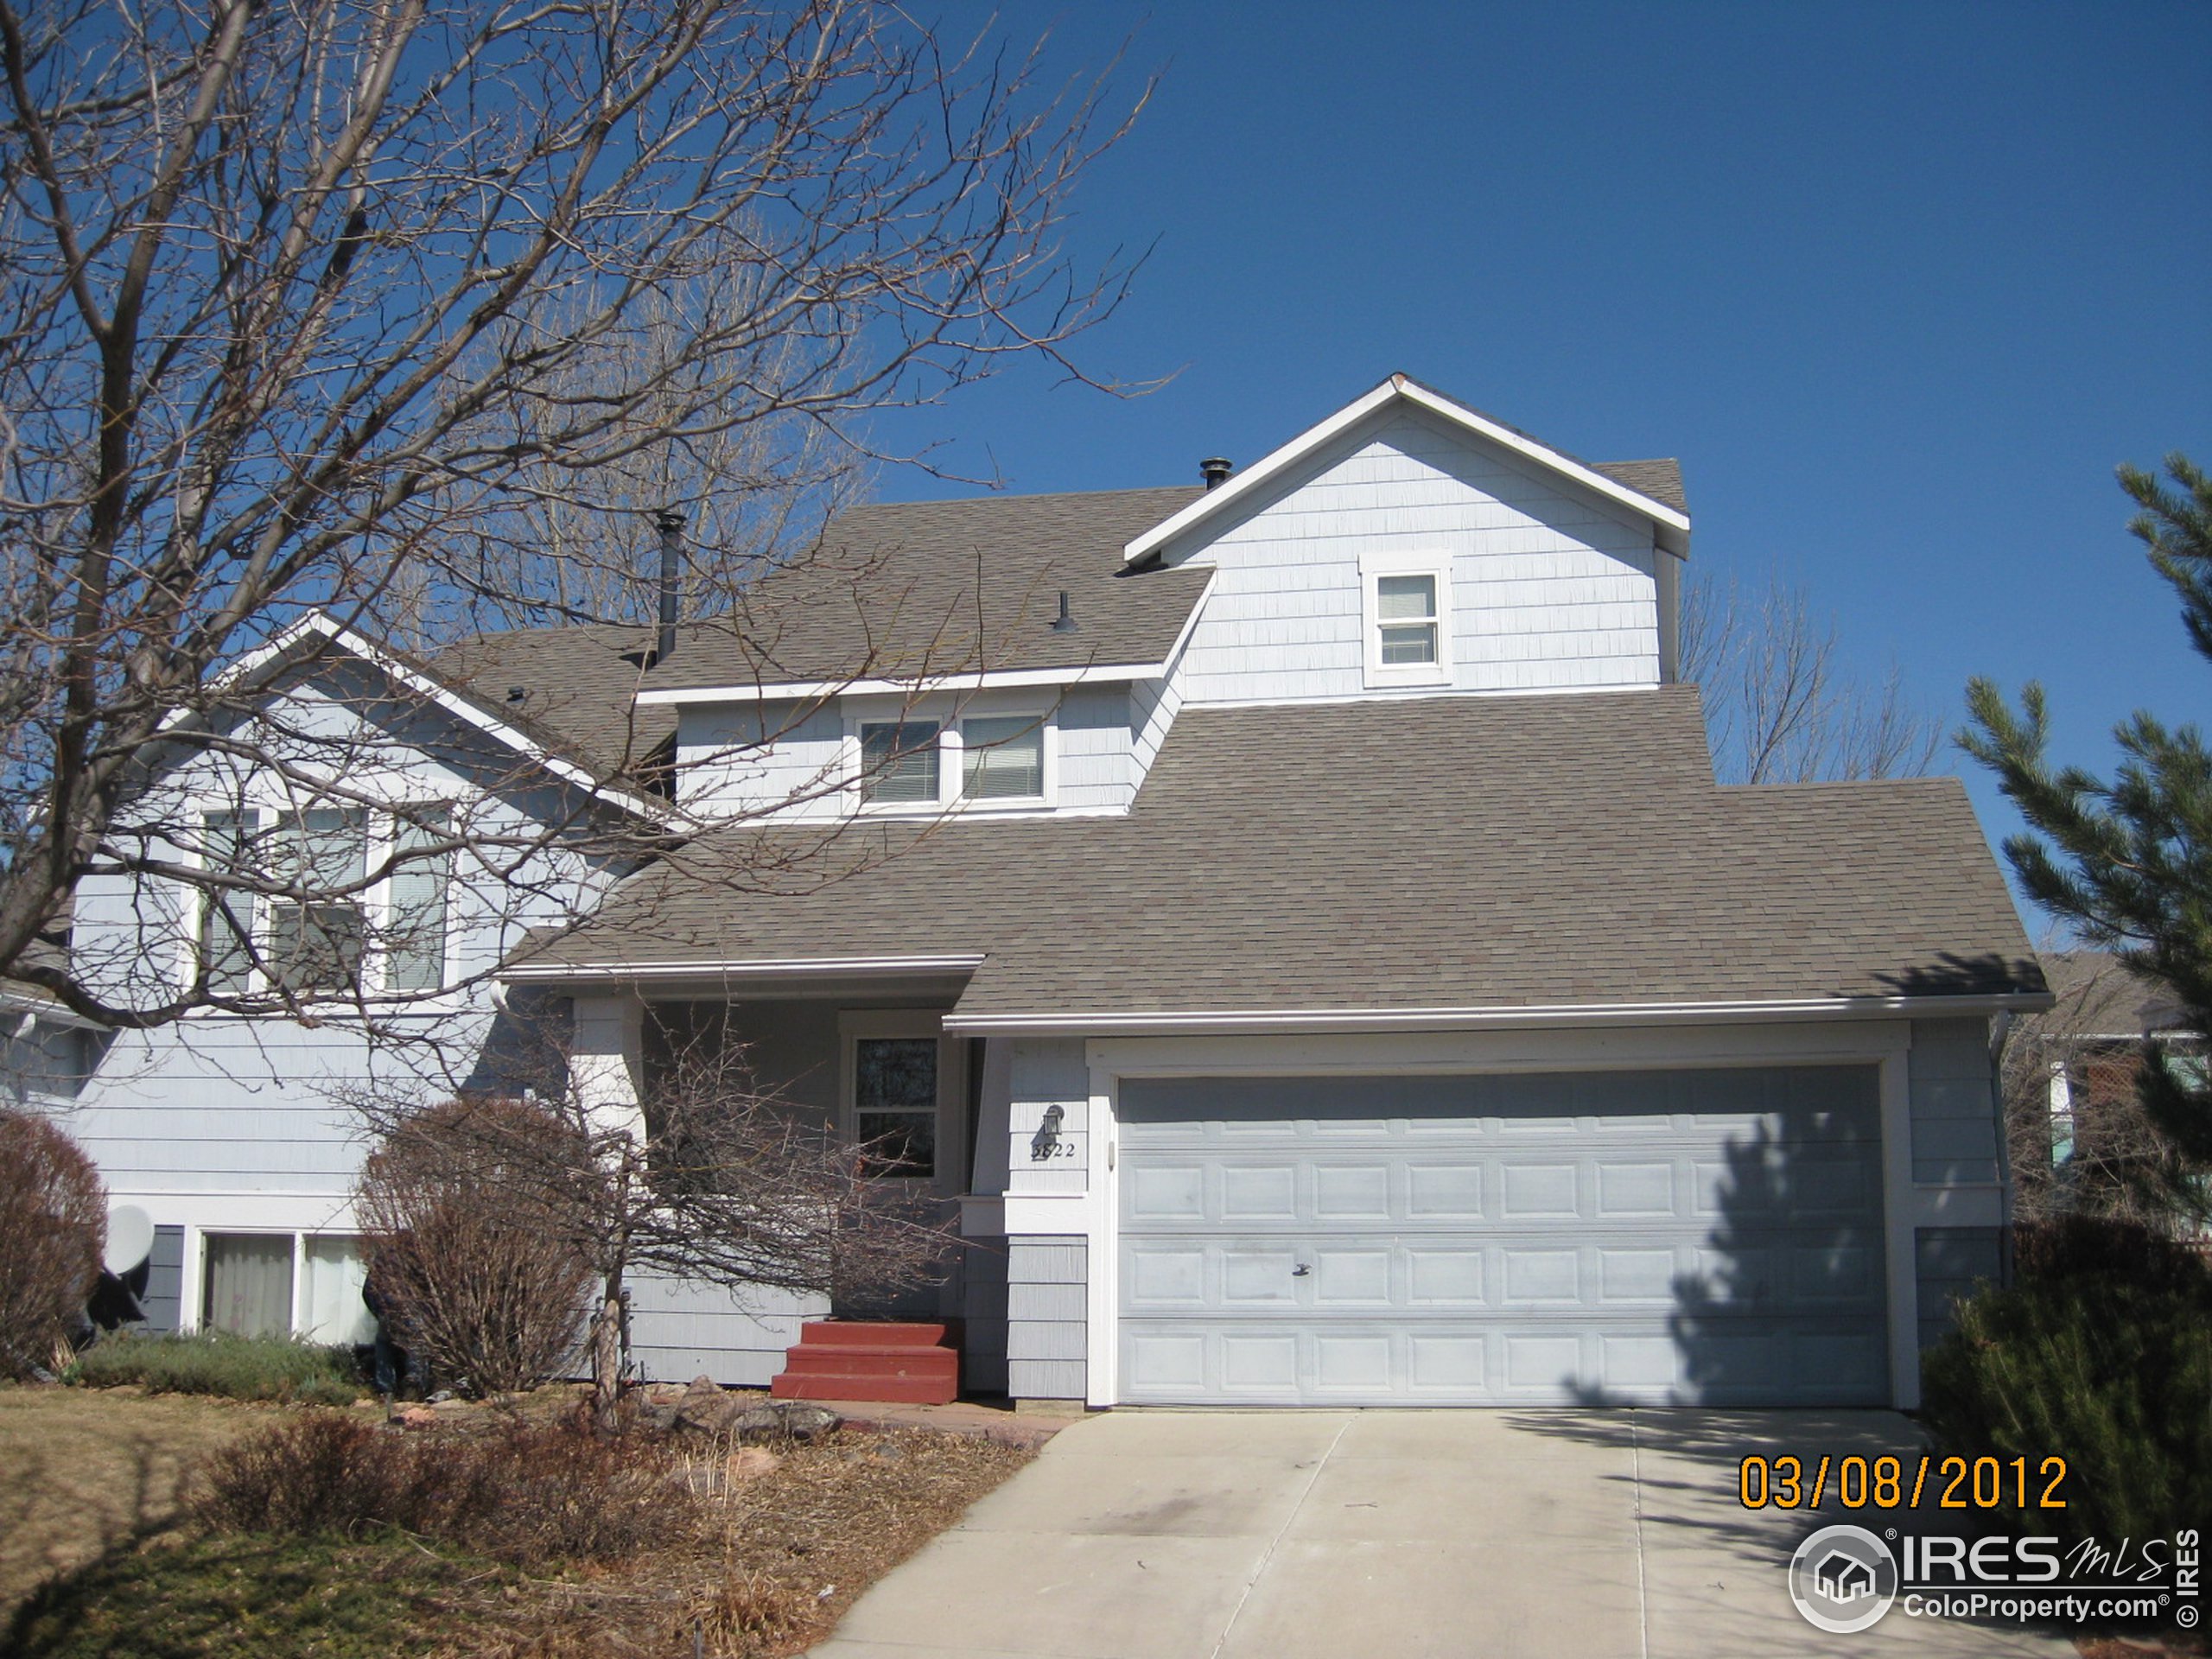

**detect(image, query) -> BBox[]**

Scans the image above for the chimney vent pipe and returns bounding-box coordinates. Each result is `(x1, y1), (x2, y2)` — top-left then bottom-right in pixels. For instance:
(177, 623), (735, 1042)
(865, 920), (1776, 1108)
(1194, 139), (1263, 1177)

(1050, 590), (1077, 632)
(1200, 457), (1234, 489)
(654, 509), (685, 665)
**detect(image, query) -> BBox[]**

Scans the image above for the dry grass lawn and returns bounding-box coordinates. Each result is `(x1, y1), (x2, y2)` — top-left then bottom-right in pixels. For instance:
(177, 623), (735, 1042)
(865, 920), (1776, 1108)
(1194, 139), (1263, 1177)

(2, 1386), (1036, 1658)
(0, 1386), (281, 1616)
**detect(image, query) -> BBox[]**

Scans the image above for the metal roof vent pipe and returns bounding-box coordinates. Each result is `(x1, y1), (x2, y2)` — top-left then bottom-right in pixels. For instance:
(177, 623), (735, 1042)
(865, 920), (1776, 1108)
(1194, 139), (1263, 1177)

(1050, 589), (1077, 632)
(653, 508), (685, 665)
(1200, 457), (1234, 489)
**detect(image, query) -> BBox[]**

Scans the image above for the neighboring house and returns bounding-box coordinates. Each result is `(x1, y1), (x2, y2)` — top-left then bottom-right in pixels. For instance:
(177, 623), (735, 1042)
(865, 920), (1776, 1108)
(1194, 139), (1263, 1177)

(48, 372), (2047, 1408)
(53, 615), (670, 1352)
(2005, 949), (2202, 1230)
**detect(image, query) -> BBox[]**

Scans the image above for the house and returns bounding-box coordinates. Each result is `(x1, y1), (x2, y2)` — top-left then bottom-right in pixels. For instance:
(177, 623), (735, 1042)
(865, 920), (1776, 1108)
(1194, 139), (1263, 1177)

(51, 372), (2046, 1408)
(2005, 949), (2203, 1229)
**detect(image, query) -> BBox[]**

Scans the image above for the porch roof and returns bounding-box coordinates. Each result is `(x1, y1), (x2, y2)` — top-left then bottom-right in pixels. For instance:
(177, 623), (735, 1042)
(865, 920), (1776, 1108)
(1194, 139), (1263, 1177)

(509, 688), (2047, 1026)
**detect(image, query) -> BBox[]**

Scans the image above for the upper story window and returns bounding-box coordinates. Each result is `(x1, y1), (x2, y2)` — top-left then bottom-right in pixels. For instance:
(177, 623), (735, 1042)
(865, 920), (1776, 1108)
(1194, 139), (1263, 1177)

(194, 803), (452, 997)
(268, 807), (367, 994)
(958, 715), (1045, 802)
(1376, 575), (1439, 664)
(386, 808), (452, 992)
(854, 710), (1052, 812)
(1360, 551), (1453, 689)
(859, 720), (940, 805)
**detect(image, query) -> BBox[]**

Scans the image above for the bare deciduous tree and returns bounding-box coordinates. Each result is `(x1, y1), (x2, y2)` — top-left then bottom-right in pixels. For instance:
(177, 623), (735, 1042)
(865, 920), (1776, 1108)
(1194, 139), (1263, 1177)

(1679, 570), (1942, 785)
(350, 1009), (950, 1426)
(0, 0), (1150, 1026)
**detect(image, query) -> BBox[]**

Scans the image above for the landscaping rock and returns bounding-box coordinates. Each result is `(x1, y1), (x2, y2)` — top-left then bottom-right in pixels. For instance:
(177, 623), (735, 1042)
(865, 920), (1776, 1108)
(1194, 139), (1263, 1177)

(729, 1401), (841, 1444)
(671, 1377), (746, 1434)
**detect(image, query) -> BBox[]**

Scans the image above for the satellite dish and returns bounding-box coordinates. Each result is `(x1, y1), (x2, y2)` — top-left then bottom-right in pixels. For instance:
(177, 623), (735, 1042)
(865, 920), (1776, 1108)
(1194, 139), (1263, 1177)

(103, 1205), (154, 1276)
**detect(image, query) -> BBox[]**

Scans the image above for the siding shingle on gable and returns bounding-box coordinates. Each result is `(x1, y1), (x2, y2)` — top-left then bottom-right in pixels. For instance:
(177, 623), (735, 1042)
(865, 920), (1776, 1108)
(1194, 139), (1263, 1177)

(519, 688), (2043, 1020)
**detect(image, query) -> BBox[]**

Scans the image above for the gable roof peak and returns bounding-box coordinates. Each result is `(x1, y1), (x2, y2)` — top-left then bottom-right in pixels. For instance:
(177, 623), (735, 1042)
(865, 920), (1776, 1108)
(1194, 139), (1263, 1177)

(1122, 372), (1692, 565)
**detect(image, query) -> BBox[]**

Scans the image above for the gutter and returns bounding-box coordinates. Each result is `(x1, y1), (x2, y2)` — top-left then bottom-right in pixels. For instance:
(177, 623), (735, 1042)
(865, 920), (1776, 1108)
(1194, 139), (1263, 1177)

(941, 990), (2056, 1037)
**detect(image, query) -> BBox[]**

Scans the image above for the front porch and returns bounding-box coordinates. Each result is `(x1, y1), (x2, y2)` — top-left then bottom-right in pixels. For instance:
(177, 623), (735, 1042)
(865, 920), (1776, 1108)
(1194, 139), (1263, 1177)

(564, 976), (1023, 1395)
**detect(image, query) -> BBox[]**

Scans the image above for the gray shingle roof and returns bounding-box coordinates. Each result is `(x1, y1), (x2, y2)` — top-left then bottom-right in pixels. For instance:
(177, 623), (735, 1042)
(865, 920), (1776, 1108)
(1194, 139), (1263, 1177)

(521, 688), (2041, 1019)
(430, 625), (676, 783)
(640, 487), (1215, 694)
(2035, 950), (2194, 1037)
(1590, 459), (1688, 515)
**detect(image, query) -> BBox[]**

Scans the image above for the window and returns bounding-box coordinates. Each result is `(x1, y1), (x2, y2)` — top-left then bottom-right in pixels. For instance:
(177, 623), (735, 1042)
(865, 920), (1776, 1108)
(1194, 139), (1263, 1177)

(1376, 574), (1439, 665)
(268, 807), (367, 993)
(201, 1232), (294, 1338)
(1361, 555), (1452, 686)
(194, 803), (450, 996)
(960, 715), (1045, 802)
(200, 1231), (373, 1343)
(860, 721), (940, 805)
(852, 1035), (937, 1178)
(198, 809), (255, 992)
(387, 807), (451, 992)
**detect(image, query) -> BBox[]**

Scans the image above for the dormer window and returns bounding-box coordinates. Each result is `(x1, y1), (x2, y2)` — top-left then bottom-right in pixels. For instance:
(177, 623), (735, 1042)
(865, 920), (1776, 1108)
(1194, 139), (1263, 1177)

(859, 720), (941, 804)
(959, 715), (1045, 801)
(851, 708), (1055, 811)
(1361, 551), (1453, 688)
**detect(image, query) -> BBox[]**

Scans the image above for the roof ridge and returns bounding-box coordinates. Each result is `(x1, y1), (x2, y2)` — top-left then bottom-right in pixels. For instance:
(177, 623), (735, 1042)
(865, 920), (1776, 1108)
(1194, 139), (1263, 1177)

(836, 482), (1200, 513)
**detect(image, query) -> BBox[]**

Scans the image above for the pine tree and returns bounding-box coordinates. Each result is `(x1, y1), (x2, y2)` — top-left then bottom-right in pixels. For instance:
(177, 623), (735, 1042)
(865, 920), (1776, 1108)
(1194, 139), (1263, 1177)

(1961, 454), (2212, 1227)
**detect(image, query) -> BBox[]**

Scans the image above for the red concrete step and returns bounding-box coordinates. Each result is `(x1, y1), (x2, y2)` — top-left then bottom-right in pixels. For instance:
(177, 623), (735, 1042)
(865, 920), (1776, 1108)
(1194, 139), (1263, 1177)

(771, 1372), (957, 1405)
(780, 1346), (958, 1381)
(797, 1320), (951, 1349)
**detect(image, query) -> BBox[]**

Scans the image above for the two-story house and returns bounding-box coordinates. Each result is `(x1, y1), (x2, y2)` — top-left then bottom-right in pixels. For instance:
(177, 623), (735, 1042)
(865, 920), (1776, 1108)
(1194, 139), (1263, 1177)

(512, 373), (2047, 1408)
(54, 373), (2046, 1408)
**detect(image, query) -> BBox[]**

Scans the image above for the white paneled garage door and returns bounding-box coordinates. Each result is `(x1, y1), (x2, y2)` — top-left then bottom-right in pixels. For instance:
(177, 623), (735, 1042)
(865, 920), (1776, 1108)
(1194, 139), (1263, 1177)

(1116, 1066), (1888, 1407)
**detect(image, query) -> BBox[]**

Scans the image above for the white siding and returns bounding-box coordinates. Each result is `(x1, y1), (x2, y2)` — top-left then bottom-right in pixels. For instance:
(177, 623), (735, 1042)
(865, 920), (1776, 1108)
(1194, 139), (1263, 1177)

(1160, 407), (1663, 706)
(1908, 1017), (2001, 1185)
(626, 1271), (826, 1389)
(61, 677), (627, 1198)
(1054, 684), (1135, 812)
(676, 699), (848, 821)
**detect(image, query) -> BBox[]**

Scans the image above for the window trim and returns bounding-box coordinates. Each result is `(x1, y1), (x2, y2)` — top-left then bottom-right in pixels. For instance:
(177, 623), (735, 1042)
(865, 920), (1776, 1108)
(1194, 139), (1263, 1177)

(838, 1009), (955, 1184)
(1358, 549), (1454, 689)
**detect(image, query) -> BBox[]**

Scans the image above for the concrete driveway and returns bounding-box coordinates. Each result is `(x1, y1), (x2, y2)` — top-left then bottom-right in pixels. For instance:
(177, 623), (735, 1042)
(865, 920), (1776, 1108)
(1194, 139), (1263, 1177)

(807, 1408), (2074, 1658)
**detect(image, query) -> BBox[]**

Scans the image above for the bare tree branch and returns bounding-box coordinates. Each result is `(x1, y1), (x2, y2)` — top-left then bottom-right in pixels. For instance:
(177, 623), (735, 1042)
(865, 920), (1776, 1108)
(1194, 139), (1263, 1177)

(1681, 569), (1941, 785)
(0, 0), (1154, 1030)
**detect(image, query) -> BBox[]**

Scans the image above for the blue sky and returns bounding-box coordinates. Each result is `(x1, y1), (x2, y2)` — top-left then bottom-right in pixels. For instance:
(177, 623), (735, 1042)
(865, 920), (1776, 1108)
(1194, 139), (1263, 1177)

(877, 2), (2212, 929)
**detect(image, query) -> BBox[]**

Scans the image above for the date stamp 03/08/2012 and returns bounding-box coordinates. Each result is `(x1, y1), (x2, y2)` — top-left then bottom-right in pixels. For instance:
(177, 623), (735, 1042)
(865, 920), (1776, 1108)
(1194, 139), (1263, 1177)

(1738, 1452), (2069, 1513)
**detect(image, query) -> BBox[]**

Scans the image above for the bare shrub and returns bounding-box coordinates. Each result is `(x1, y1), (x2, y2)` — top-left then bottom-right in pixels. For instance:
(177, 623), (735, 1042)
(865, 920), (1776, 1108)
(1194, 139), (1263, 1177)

(355, 1098), (594, 1398)
(0, 1110), (105, 1379)
(193, 1408), (682, 1564)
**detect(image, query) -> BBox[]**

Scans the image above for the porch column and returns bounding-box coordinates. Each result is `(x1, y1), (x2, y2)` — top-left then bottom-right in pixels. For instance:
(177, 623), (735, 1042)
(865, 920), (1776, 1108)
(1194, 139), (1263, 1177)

(571, 991), (646, 1142)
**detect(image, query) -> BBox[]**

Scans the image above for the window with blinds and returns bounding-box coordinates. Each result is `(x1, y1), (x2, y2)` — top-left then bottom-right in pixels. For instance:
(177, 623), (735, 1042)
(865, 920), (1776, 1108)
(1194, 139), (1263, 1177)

(860, 721), (941, 804)
(198, 809), (255, 992)
(960, 715), (1045, 801)
(1376, 573), (1439, 664)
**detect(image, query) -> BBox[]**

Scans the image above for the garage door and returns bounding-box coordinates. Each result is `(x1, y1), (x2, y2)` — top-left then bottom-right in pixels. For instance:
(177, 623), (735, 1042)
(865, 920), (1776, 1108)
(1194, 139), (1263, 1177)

(1116, 1065), (1888, 1407)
